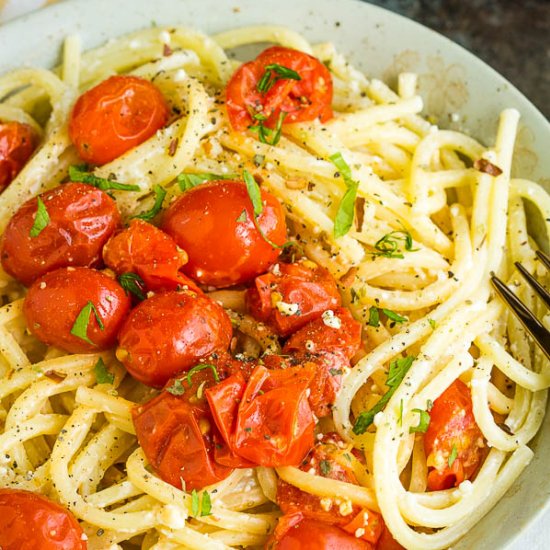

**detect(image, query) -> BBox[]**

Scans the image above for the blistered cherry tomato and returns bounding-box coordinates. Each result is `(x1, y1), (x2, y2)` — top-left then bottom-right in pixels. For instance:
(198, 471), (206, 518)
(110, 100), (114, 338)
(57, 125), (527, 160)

(226, 46), (333, 132)
(69, 75), (169, 165)
(0, 488), (86, 550)
(0, 121), (37, 192)
(247, 259), (341, 336)
(424, 379), (485, 491)
(23, 267), (130, 353)
(161, 180), (287, 287)
(103, 219), (199, 293)
(117, 290), (232, 387)
(1, 182), (120, 286)
(206, 363), (316, 467)
(268, 515), (373, 550)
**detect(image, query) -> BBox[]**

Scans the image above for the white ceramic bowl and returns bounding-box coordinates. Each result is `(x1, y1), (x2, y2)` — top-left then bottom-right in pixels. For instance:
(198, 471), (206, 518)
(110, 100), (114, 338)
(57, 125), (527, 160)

(1, 1), (548, 548)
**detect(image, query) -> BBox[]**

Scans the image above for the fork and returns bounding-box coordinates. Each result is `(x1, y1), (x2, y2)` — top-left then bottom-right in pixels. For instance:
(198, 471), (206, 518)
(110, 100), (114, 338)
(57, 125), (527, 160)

(491, 250), (550, 361)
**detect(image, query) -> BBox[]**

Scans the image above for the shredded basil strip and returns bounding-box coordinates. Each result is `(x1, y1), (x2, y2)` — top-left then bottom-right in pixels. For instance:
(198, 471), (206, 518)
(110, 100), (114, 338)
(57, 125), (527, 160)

(257, 63), (301, 94)
(243, 169), (263, 217)
(368, 306), (380, 327)
(94, 357), (114, 385)
(132, 184), (166, 221)
(373, 227), (418, 259)
(166, 379), (185, 396)
(29, 196), (50, 238)
(249, 111), (286, 146)
(428, 318), (437, 329)
(187, 364), (220, 387)
(191, 490), (199, 516)
(118, 272), (146, 301)
(236, 209), (248, 223)
(448, 445), (458, 467)
(70, 300), (104, 345)
(200, 490), (212, 516)
(329, 152), (360, 238)
(177, 172), (235, 192)
(69, 164), (140, 192)
(409, 408), (431, 434)
(382, 308), (408, 323)
(353, 355), (415, 434)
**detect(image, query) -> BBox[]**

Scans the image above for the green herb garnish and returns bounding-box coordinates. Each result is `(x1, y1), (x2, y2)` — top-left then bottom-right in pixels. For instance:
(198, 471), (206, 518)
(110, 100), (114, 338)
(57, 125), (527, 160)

(29, 196), (50, 237)
(191, 489), (199, 516)
(118, 272), (146, 301)
(94, 357), (114, 385)
(319, 459), (332, 476)
(329, 152), (360, 239)
(382, 309), (408, 323)
(191, 489), (212, 517)
(166, 379), (186, 396)
(373, 227), (417, 259)
(428, 318), (437, 329)
(70, 301), (104, 345)
(177, 172), (235, 192)
(69, 164), (140, 192)
(132, 184), (166, 221)
(448, 445), (458, 467)
(353, 355), (415, 434)
(257, 63), (301, 94)
(249, 111), (286, 146)
(200, 490), (212, 516)
(368, 306), (380, 327)
(186, 364), (220, 387)
(409, 408), (431, 434)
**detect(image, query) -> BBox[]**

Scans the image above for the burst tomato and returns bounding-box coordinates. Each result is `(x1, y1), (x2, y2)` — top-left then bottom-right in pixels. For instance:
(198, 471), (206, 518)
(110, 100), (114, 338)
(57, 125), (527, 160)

(424, 379), (485, 491)
(247, 260), (341, 336)
(0, 489), (86, 550)
(206, 363), (316, 467)
(0, 121), (37, 192)
(0, 182), (120, 286)
(268, 514), (373, 550)
(117, 290), (232, 388)
(161, 179), (287, 287)
(69, 75), (169, 165)
(226, 46), (333, 133)
(23, 267), (130, 353)
(102, 219), (199, 293)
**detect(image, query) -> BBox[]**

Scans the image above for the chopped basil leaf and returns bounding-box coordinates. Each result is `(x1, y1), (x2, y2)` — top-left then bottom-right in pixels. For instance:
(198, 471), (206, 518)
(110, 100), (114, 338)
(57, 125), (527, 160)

(428, 318), (437, 329)
(70, 301), (104, 345)
(382, 309), (408, 323)
(69, 164), (140, 192)
(373, 228), (418, 259)
(200, 490), (212, 516)
(186, 364), (220, 387)
(177, 172), (235, 192)
(118, 272), (146, 301)
(249, 111), (286, 146)
(409, 408), (431, 434)
(166, 379), (186, 396)
(353, 355), (415, 434)
(94, 357), (114, 385)
(329, 368), (343, 376)
(191, 489), (199, 516)
(29, 196), (50, 238)
(448, 445), (458, 467)
(319, 459), (331, 476)
(236, 209), (248, 223)
(398, 399), (404, 426)
(329, 152), (360, 239)
(243, 170), (263, 217)
(368, 306), (380, 327)
(132, 184), (166, 221)
(257, 63), (301, 94)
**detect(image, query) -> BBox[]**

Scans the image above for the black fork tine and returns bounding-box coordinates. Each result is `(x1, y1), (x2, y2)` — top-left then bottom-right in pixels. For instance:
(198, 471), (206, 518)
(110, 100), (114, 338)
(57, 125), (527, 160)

(536, 250), (550, 271)
(491, 275), (550, 361)
(514, 262), (550, 309)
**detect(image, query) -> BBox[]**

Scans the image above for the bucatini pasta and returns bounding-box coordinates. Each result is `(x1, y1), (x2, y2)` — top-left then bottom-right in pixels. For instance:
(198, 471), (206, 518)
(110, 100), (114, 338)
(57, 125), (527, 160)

(0, 23), (548, 550)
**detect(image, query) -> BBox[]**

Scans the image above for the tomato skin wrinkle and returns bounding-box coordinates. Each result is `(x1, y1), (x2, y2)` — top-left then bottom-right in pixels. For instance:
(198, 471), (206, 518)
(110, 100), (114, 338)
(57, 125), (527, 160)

(226, 46), (333, 133)
(161, 179), (287, 287)
(1, 182), (121, 286)
(0, 488), (86, 550)
(117, 290), (233, 388)
(247, 259), (341, 337)
(69, 75), (169, 165)
(0, 121), (37, 192)
(23, 266), (131, 354)
(424, 379), (485, 491)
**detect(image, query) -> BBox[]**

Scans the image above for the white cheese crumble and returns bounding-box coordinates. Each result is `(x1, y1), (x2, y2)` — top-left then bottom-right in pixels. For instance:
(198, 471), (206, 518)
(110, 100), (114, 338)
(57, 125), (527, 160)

(275, 301), (300, 316)
(322, 310), (341, 329)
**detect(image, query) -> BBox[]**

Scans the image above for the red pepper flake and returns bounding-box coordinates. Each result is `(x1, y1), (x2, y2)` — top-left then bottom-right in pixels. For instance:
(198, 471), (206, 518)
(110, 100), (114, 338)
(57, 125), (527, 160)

(355, 196), (366, 232)
(474, 158), (503, 177)
(163, 43), (173, 57)
(168, 138), (179, 157)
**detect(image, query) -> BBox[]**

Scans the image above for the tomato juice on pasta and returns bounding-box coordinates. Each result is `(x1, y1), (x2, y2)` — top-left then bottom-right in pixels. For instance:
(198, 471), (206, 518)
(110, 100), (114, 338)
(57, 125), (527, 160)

(0, 24), (548, 550)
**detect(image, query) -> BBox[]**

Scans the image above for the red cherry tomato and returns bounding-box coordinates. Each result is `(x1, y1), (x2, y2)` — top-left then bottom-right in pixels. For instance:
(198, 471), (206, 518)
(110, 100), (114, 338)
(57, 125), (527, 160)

(424, 379), (485, 491)
(117, 290), (232, 388)
(69, 75), (169, 165)
(247, 260), (341, 336)
(23, 267), (131, 353)
(161, 180), (287, 287)
(0, 488), (86, 550)
(102, 219), (200, 293)
(206, 364), (316, 467)
(0, 182), (120, 286)
(268, 515), (373, 550)
(226, 46), (333, 132)
(0, 121), (37, 192)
